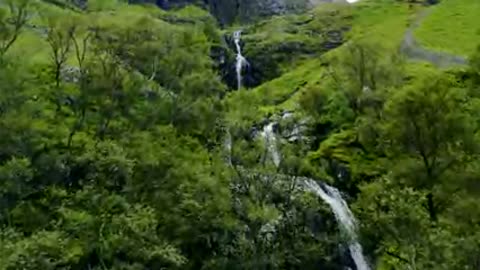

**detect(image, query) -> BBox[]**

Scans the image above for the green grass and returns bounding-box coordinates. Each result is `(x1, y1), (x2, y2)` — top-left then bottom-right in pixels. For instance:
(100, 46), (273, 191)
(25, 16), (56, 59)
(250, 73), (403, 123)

(224, 58), (326, 126)
(414, 0), (480, 57)
(8, 1), (209, 68)
(9, 31), (50, 66)
(230, 3), (353, 85)
(224, 0), (414, 124)
(87, 0), (122, 11)
(348, 0), (413, 48)
(229, 0), (415, 120)
(8, 1), (79, 66)
(256, 59), (326, 111)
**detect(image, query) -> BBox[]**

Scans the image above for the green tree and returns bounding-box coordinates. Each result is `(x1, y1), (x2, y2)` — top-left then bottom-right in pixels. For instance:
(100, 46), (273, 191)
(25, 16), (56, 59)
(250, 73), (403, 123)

(329, 40), (403, 116)
(44, 13), (77, 88)
(380, 72), (478, 221)
(0, 0), (31, 59)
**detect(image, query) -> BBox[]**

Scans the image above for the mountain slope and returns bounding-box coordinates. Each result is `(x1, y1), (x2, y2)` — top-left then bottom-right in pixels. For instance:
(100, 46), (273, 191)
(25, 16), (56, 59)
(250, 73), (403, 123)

(414, 0), (480, 57)
(2, 0), (480, 269)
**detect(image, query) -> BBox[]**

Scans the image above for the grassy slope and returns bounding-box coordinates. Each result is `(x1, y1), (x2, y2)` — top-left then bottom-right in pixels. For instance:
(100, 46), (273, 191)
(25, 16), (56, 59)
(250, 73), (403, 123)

(9, 1), (211, 68)
(11, 0), (458, 121)
(228, 0), (413, 122)
(414, 0), (480, 57)
(9, 1), (72, 66)
(240, 3), (352, 72)
(347, 0), (412, 48)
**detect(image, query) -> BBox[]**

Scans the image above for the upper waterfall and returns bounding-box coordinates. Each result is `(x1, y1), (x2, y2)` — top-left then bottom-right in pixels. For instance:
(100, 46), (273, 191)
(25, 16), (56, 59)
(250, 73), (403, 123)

(224, 128), (233, 166)
(233, 30), (248, 90)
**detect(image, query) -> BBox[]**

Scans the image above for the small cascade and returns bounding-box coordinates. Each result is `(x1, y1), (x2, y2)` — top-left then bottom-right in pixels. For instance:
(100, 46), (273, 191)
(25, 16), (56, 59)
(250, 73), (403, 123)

(261, 122), (281, 167)
(224, 128), (233, 166)
(233, 30), (249, 90)
(280, 111), (309, 142)
(303, 179), (370, 270)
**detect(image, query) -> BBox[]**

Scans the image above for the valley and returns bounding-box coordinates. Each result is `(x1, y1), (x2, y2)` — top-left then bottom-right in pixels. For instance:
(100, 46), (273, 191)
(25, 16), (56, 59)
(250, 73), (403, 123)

(1, 0), (480, 269)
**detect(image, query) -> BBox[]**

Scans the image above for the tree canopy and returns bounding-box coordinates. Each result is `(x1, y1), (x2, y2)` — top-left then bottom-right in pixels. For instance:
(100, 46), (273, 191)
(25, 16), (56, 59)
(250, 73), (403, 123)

(1, 0), (480, 269)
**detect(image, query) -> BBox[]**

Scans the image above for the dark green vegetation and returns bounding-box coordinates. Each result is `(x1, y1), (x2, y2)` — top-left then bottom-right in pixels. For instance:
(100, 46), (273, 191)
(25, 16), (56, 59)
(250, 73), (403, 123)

(2, 0), (480, 269)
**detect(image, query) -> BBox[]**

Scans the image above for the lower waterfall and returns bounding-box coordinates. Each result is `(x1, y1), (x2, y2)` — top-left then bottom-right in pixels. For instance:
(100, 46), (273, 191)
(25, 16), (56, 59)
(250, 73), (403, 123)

(258, 117), (370, 270)
(303, 179), (370, 270)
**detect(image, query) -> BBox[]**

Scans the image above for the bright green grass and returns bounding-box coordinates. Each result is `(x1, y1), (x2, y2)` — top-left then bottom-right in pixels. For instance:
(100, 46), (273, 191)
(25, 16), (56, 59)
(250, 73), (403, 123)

(348, 0), (413, 48)
(8, 1), (79, 66)
(9, 31), (50, 66)
(256, 59), (326, 112)
(224, 58), (325, 125)
(414, 0), (480, 57)
(228, 0), (415, 120)
(223, 0), (416, 122)
(87, 0), (121, 11)
(8, 1), (183, 67)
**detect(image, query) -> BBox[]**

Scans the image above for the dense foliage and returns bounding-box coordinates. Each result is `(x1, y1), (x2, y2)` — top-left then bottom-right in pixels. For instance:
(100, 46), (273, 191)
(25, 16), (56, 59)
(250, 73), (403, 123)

(1, 0), (480, 269)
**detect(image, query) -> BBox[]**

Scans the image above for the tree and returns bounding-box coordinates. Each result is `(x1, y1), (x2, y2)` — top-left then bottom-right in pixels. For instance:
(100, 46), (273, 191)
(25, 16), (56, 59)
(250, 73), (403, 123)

(0, 0), (31, 60)
(0, 187), (187, 270)
(67, 15), (94, 148)
(381, 72), (478, 221)
(354, 177), (469, 270)
(329, 40), (403, 116)
(44, 13), (77, 88)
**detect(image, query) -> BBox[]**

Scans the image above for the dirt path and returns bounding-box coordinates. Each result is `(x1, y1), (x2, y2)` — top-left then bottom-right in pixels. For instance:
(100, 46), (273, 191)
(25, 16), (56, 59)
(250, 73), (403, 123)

(400, 9), (467, 67)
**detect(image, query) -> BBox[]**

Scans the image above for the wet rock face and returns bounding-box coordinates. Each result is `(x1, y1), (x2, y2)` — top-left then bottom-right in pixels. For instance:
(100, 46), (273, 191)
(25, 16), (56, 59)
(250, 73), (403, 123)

(211, 0), (311, 23)
(129, 0), (314, 24)
(127, 0), (207, 10)
(71, 0), (87, 9)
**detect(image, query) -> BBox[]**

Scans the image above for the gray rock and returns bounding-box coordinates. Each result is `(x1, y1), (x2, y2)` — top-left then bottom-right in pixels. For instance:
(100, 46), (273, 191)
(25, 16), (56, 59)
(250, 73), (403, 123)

(61, 66), (81, 84)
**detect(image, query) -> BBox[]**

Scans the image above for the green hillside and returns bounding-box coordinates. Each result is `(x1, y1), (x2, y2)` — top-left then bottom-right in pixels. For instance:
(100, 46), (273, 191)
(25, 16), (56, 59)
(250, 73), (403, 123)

(415, 0), (480, 56)
(1, 0), (480, 269)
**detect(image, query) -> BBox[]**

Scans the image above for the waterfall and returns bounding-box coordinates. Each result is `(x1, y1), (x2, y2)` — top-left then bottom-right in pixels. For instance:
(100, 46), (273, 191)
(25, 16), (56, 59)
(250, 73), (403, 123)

(224, 128), (233, 166)
(303, 179), (370, 270)
(235, 113), (369, 270)
(233, 30), (248, 90)
(261, 122), (281, 167)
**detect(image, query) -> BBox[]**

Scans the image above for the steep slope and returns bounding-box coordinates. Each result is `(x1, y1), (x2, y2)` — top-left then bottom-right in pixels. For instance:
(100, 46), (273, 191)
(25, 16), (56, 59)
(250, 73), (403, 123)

(414, 0), (480, 57)
(225, 0), (414, 123)
(401, 9), (467, 67)
(231, 3), (352, 88)
(10, 1), (221, 67)
(2, 0), (480, 269)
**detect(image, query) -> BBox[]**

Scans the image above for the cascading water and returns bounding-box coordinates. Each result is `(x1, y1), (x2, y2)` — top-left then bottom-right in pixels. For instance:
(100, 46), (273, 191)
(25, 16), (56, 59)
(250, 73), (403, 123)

(224, 128), (233, 166)
(233, 30), (248, 90)
(303, 179), (370, 270)
(261, 122), (281, 167)
(236, 111), (368, 270)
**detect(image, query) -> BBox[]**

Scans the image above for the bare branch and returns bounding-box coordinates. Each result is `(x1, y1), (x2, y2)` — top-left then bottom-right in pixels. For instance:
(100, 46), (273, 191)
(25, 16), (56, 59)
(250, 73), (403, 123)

(0, 0), (31, 57)
(46, 19), (76, 87)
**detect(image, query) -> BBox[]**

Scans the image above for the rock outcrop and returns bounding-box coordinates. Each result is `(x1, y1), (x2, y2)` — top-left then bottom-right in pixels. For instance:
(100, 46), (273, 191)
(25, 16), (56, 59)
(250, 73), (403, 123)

(128, 0), (330, 24)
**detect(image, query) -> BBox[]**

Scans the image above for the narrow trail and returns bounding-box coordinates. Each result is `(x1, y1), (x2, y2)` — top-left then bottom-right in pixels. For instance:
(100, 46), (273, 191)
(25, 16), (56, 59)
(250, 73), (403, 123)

(400, 9), (467, 67)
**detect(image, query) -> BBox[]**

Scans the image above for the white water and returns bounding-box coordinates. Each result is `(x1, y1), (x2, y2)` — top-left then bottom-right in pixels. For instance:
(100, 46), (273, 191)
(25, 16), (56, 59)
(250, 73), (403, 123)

(233, 30), (248, 90)
(243, 114), (368, 270)
(225, 129), (233, 166)
(261, 122), (281, 167)
(304, 179), (370, 270)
